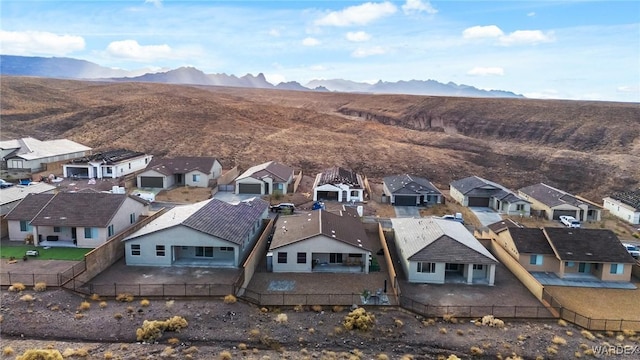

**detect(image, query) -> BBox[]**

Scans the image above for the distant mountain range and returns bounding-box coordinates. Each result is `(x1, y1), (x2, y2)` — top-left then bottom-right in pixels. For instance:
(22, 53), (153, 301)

(0, 55), (523, 98)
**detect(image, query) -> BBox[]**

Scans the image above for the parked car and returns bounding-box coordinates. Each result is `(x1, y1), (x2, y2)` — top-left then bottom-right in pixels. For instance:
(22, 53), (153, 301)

(559, 215), (581, 228)
(0, 179), (14, 189)
(270, 203), (295, 213)
(622, 243), (640, 259)
(441, 213), (464, 224)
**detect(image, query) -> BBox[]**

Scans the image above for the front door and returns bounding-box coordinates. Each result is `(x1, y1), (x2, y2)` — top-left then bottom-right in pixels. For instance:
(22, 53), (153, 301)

(71, 227), (77, 240)
(578, 262), (591, 273)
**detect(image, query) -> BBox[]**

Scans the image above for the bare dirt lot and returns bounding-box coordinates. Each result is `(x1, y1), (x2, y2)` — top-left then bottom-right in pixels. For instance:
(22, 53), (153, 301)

(3, 288), (640, 360)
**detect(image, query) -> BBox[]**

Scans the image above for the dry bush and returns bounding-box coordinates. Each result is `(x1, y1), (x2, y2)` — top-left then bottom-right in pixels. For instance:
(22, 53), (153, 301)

(99, 301), (108, 309)
(605, 330), (615, 337)
(126, 306), (134, 313)
(20, 294), (34, 302)
(470, 346), (484, 356)
(456, 329), (464, 336)
(334, 326), (344, 335)
(167, 337), (180, 345)
(445, 356), (460, 360)
(308, 328), (315, 334)
(581, 330), (596, 341)
(332, 305), (344, 313)
(113, 313), (123, 320)
(558, 319), (568, 327)
(115, 293), (134, 302)
(135, 316), (189, 342)
(238, 343), (247, 350)
(9, 283), (26, 292)
(90, 293), (101, 301)
(75, 348), (89, 357)
(622, 329), (636, 337)
(566, 330), (574, 336)
(33, 282), (47, 292)
(161, 347), (175, 357)
(343, 308), (375, 331)
(165, 300), (174, 308)
(249, 329), (260, 337)
(223, 294), (237, 304)
(422, 318), (436, 327)
(293, 305), (304, 312)
(442, 313), (456, 323)
(260, 307), (268, 313)
(140, 299), (150, 307)
(583, 349), (595, 356)
(275, 313), (288, 324)
(376, 354), (389, 360)
(219, 350), (232, 360)
(74, 313), (86, 320)
(574, 351), (582, 358)
(481, 315), (505, 328)
(79, 301), (91, 311)
(517, 334), (526, 341)
(439, 327), (447, 334)
(16, 349), (63, 360)
(311, 305), (323, 313)
(552, 336), (567, 346)
(3, 346), (14, 356)
(104, 351), (113, 359)
(184, 346), (198, 354)
(547, 346), (558, 355)
(62, 349), (75, 357)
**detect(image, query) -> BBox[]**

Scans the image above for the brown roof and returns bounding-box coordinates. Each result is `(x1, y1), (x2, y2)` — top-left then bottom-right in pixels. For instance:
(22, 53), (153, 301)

(147, 157), (218, 176)
(543, 227), (636, 263)
(487, 218), (522, 234)
(509, 227), (554, 254)
(269, 210), (370, 251)
(237, 161), (294, 182)
(7, 192), (134, 228)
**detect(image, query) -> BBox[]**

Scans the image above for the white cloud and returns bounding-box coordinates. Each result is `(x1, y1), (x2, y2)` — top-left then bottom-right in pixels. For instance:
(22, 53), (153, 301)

(265, 73), (286, 84)
(498, 30), (554, 45)
(346, 31), (371, 42)
(268, 28), (280, 37)
(467, 67), (504, 76)
(315, 2), (397, 27)
(0, 30), (85, 56)
(527, 12), (536, 17)
(309, 65), (328, 71)
(617, 85), (640, 93)
(402, 0), (437, 15)
(144, 0), (162, 7)
(351, 46), (386, 58)
(302, 37), (320, 46)
(106, 40), (172, 61)
(462, 25), (504, 39)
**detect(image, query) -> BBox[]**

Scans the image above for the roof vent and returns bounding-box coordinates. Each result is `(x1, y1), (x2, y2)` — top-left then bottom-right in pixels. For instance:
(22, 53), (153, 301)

(357, 239), (361, 243)
(586, 252), (593, 256)
(358, 244), (362, 247)
(44, 216), (51, 219)
(331, 230), (335, 234)
(566, 251), (573, 255)
(60, 217), (67, 220)
(332, 234), (336, 238)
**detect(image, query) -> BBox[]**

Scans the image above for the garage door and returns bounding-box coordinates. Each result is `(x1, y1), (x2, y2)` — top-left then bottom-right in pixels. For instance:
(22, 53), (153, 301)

(238, 183), (262, 194)
(553, 210), (577, 220)
(394, 195), (417, 206)
(468, 197), (490, 207)
(140, 176), (164, 188)
(316, 191), (338, 201)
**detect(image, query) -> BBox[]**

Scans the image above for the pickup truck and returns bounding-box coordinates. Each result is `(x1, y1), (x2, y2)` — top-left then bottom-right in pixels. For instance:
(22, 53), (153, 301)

(559, 215), (581, 228)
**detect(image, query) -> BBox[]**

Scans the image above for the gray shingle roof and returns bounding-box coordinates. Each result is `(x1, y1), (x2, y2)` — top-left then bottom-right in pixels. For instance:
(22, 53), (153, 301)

(146, 157), (218, 176)
(509, 228), (554, 254)
(487, 218), (522, 234)
(269, 210), (370, 251)
(182, 198), (269, 244)
(4, 193), (55, 220)
(519, 183), (598, 208)
(450, 176), (496, 195)
(236, 161), (294, 182)
(543, 227), (636, 263)
(451, 176), (527, 203)
(383, 174), (442, 196)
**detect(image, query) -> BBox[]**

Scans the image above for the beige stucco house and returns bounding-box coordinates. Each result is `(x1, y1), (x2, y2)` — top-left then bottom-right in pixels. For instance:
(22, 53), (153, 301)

(450, 176), (531, 216)
(235, 161), (294, 195)
(0, 182), (56, 238)
(518, 183), (602, 222)
(137, 157), (222, 189)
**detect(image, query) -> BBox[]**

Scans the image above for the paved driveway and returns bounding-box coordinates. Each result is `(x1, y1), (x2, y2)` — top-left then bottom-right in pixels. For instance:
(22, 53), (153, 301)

(469, 207), (502, 226)
(394, 206), (421, 218)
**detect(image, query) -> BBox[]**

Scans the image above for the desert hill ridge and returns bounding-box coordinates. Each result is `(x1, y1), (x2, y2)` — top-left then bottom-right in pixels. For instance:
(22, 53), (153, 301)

(1, 76), (638, 201)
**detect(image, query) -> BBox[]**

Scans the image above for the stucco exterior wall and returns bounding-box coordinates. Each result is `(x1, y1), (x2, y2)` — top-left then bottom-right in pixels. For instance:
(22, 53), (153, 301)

(185, 170), (211, 187)
(449, 187), (466, 206)
(137, 169), (170, 189)
(110, 155), (153, 178)
(596, 262), (633, 282)
(603, 197), (640, 225)
(519, 253), (560, 273)
(407, 261), (446, 283)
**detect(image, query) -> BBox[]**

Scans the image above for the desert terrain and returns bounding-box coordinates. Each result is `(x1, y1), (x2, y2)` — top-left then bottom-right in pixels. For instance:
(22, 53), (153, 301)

(1, 76), (639, 201)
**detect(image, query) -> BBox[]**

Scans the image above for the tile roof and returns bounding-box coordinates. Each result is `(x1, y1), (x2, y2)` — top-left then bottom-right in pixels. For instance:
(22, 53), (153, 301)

(6, 192), (133, 228)
(236, 161), (294, 182)
(543, 227), (636, 263)
(0, 183), (57, 208)
(0, 137), (91, 161)
(391, 217), (497, 264)
(607, 189), (640, 210)
(509, 227), (554, 254)
(146, 157), (219, 176)
(316, 167), (362, 188)
(519, 183), (600, 209)
(67, 149), (147, 165)
(125, 198), (269, 245)
(269, 210), (370, 251)
(383, 174), (442, 195)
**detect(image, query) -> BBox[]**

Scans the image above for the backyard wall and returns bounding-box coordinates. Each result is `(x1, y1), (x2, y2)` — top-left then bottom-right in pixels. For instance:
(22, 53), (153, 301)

(236, 218), (274, 293)
(490, 239), (544, 300)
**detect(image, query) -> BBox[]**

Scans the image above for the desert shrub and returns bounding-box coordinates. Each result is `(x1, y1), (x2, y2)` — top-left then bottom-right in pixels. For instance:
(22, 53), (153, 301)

(16, 349), (63, 360)
(343, 308), (375, 331)
(456, 329), (464, 336)
(558, 319), (568, 327)
(583, 348), (595, 356)
(74, 313), (86, 320)
(161, 347), (175, 357)
(249, 329), (261, 337)
(135, 316), (189, 342)
(622, 329), (636, 337)
(9, 283), (26, 292)
(442, 313), (456, 323)
(333, 305), (344, 313)
(115, 293), (134, 302)
(574, 351), (582, 358)
(422, 318), (436, 327)
(237, 343), (248, 351)
(334, 326), (344, 335)
(439, 327), (447, 334)
(552, 336), (567, 345)
(605, 330), (615, 337)
(75, 348), (89, 357)
(260, 335), (283, 352)
(394, 319), (404, 328)
(566, 331), (573, 336)
(260, 307), (269, 313)
(376, 354), (389, 360)
(20, 294), (34, 302)
(219, 350), (232, 360)
(308, 328), (315, 334)
(113, 313), (123, 320)
(517, 334), (526, 341)
(547, 346), (558, 355)
(470, 346), (484, 356)
(311, 305), (323, 313)
(3, 346), (14, 356)
(481, 315), (505, 328)
(79, 301), (91, 311)
(445, 356), (460, 360)
(165, 300), (174, 308)
(104, 351), (113, 359)
(90, 293), (101, 301)
(616, 334), (625, 342)
(183, 346), (198, 354)
(33, 282), (47, 292)
(165, 316), (188, 331)
(581, 330), (596, 341)
(275, 313), (288, 324)
(99, 301), (108, 309)
(126, 306), (134, 313)
(224, 294), (237, 304)
(62, 349), (75, 357)
(140, 299), (150, 307)
(167, 337), (180, 345)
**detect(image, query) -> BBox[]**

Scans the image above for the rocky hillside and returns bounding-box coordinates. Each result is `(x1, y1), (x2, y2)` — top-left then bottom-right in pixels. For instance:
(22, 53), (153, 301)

(1, 76), (638, 201)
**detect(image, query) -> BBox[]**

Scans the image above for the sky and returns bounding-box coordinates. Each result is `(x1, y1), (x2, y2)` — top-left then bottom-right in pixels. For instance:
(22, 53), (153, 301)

(1, 0), (639, 102)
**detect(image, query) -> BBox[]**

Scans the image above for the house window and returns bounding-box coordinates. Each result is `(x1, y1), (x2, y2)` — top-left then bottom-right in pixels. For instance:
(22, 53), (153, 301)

(195, 247), (214, 257)
(19, 220), (32, 232)
(610, 263), (624, 275)
(130, 213), (136, 224)
(329, 253), (343, 263)
(106, 167), (112, 174)
(220, 247), (234, 251)
(192, 174), (200, 182)
(516, 204), (525, 211)
(84, 227), (97, 239)
(53, 226), (61, 233)
(529, 255), (543, 266)
(128, 163), (131, 169)
(10, 159), (23, 168)
(107, 224), (115, 237)
(565, 261), (575, 267)
(297, 252), (307, 264)
(156, 245), (165, 257)
(276, 183), (283, 190)
(417, 262), (436, 273)
(131, 244), (141, 256)
(278, 252), (288, 264)
(473, 264), (483, 270)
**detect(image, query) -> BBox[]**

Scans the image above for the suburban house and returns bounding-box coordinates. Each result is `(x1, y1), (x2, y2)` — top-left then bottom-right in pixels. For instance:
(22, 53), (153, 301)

(234, 161), (295, 195)
(4, 191), (150, 248)
(268, 210), (371, 273)
(450, 176), (531, 216)
(391, 217), (498, 285)
(0, 182), (57, 238)
(518, 183), (602, 222)
(383, 174), (444, 206)
(63, 149), (153, 179)
(603, 189), (640, 225)
(0, 137), (91, 172)
(123, 198), (269, 267)
(312, 167), (365, 203)
(489, 223), (635, 282)
(136, 157), (222, 189)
